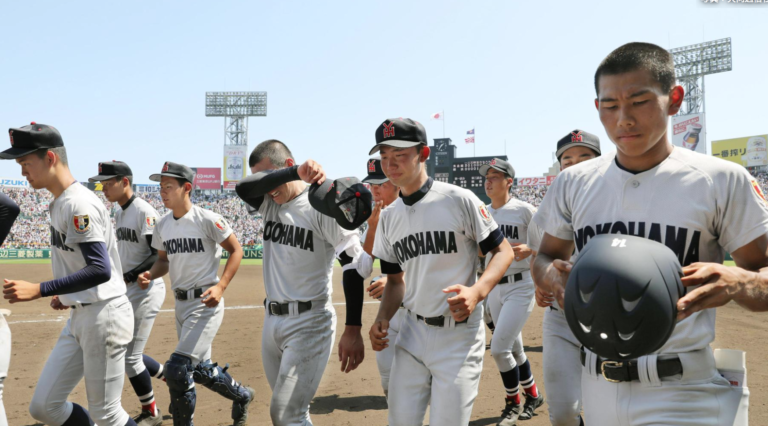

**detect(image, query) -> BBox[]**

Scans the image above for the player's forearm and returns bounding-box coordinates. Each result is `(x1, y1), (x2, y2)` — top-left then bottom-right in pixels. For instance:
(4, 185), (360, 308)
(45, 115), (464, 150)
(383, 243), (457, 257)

(40, 242), (111, 296)
(733, 267), (768, 312)
(235, 166), (300, 208)
(375, 276), (404, 322)
(148, 259), (170, 280)
(475, 245), (514, 300)
(124, 252), (158, 282)
(532, 252), (555, 290)
(363, 222), (377, 257)
(217, 248), (243, 291)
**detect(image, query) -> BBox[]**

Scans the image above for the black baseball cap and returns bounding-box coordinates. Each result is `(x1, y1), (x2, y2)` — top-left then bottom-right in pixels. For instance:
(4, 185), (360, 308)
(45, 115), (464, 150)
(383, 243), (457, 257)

(369, 118), (427, 155)
(88, 161), (133, 182)
(309, 177), (373, 230)
(556, 130), (601, 161)
(149, 161), (195, 184)
(362, 158), (388, 185)
(479, 158), (515, 179)
(0, 122), (64, 160)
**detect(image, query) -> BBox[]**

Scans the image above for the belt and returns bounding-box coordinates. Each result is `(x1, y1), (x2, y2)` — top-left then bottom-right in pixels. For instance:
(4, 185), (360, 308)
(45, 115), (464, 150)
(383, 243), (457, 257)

(498, 272), (524, 285)
(580, 347), (683, 383)
(264, 299), (312, 316)
(415, 313), (468, 327)
(70, 303), (92, 309)
(175, 288), (204, 301)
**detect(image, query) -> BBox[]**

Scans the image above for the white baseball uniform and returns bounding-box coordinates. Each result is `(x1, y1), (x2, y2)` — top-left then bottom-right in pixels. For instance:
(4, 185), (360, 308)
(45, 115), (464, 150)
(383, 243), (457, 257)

(0, 310), (10, 426)
(373, 178), (502, 425)
(257, 188), (364, 426)
(534, 147), (768, 426)
(151, 205), (232, 364)
(485, 198), (536, 374)
(114, 196), (166, 378)
(528, 219), (584, 426)
(30, 182), (134, 426)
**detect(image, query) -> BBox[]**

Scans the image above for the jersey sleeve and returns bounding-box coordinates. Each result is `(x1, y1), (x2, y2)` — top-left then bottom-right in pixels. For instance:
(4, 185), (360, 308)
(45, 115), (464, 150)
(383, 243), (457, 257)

(64, 198), (107, 244)
(205, 212), (234, 245)
(151, 221), (165, 252)
(527, 216), (544, 252)
(532, 173), (573, 241)
(372, 211), (398, 264)
(714, 167), (768, 254)
(138, 204), (159, 236)
(461, 191), (501, 254)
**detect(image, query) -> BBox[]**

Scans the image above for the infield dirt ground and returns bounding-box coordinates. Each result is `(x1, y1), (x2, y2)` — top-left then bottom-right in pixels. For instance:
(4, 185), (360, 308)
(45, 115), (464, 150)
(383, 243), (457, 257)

(2, 264), (765, 425)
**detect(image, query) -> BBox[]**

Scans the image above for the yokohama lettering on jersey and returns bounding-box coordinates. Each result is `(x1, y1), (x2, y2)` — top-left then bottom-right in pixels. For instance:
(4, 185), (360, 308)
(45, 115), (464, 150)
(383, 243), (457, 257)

(533, 148), (768, 354)
(114, 197), (160, 271)
(485, 198), (536, 275)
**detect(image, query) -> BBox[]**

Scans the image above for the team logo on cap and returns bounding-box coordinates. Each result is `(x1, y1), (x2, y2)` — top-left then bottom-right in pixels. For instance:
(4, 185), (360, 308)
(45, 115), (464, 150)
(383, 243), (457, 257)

(368, 160), (376, 173)
(382, 122), (395, 138)
(571, 131), (583, 142)
(98, 163), (103, 173)
(162, 162), (169, 172)
(490, 159), (497, 166)
(215, 217), (228, 231)
(73, 215), (91, 234)
(8, 130), (13, 146)
(146, 217), (157, 228)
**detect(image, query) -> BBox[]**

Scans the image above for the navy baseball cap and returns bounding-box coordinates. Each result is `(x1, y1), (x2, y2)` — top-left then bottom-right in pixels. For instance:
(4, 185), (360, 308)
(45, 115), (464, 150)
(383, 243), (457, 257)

(309, 177), (373, 230)
(0, 122), (64, 160)
(362, 158), (388, 185)
(479, 158), (515, 179)
(88, 161), (133, 182)
(369, 118), (427, 155)
(149, 161), (195, 184)
(556, 130), (601, 161)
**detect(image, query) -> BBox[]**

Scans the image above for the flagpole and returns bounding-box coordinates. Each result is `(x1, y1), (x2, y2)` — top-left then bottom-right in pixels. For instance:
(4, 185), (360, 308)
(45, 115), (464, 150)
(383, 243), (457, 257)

(443, 110), (445, 138)
(473, 127), (476, 157)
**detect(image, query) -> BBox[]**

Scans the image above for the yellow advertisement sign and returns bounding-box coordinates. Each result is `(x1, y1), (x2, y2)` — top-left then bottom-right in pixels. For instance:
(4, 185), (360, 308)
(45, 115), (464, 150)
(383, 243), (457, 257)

(712, 135), (768, 167)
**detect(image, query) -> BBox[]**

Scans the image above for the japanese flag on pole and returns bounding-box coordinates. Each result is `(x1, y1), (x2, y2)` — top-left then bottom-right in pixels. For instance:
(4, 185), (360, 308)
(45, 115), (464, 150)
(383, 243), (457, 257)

(431, 111), (443, 120)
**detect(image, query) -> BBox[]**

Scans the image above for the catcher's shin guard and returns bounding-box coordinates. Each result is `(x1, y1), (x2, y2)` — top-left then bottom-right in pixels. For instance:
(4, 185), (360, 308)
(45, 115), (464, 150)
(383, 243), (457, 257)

(165, 353), (196, 426)
(192, 360), (252, 402)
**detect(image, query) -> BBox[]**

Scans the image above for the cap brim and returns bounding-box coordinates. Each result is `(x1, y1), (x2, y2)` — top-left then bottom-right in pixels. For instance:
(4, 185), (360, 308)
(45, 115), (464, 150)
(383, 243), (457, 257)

(556, 143), (601, 160)
(0, 147), (42, 160)
(362, 175), (389, 185)
(307, 179), (336, 217)
(368, 140), (423, 155)
(88, 174), (118, 183)
(149, 172), (190, 182)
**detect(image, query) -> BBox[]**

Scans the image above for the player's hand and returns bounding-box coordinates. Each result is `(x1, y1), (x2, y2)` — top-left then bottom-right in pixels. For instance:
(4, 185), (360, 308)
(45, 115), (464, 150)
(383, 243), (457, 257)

(369, 319), (390, 352)
(3, 279), (42, 304)
(540, 259), (573, 309)
(137, 271), (152, 290)
(50, 296), (69, 311)
(676, 262), (749, 320)
(297, 159), (326, 185)
(367, 201), (384, 226)
(201, 284), (224, 308)
(443, 284), (481, 322)
(511, 243), (533, 262)
(338, 325), (365, 373)
(366, 275), (387, 300)
(535, 285), (555, 308)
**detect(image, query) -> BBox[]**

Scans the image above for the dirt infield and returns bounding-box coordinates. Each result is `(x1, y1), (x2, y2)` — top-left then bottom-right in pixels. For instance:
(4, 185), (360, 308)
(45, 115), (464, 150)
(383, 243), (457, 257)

(3, 263), (766, 425)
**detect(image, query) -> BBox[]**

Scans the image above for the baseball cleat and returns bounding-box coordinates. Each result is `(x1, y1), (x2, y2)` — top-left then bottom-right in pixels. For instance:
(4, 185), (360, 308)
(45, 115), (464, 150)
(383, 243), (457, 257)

(232, 386), (255, 426)
(134, 408), (163, 426)
(518, 394), (545, 420)
(497, 399), (522, 426)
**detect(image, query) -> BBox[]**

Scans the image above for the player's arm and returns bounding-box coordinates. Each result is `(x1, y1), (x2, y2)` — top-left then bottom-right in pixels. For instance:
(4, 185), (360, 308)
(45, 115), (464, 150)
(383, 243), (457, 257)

(235, 166), (300, 209)
(3, 242), (112, 303)
(448, 237), (514, 317)
(362, 201), (384, 257)
(370, 267), (405, 352)
(139, 250), (170, 289)
(0, 193), (20, 247)
(678, 234), (768, 318)
(200, 233), (243, 308)
(122, 235), (159, 283)
(336, 237), (373, 373)
(531, 232), (575, 309)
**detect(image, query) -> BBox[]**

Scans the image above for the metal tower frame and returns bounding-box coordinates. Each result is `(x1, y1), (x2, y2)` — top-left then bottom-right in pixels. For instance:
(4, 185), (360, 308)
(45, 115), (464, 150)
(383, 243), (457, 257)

(670, 38), (732, 116)
(205, 92), (268, 146)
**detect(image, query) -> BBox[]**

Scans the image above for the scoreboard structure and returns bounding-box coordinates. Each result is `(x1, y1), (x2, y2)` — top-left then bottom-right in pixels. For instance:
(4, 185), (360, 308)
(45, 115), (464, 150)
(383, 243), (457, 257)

(426, 138), (508, 204)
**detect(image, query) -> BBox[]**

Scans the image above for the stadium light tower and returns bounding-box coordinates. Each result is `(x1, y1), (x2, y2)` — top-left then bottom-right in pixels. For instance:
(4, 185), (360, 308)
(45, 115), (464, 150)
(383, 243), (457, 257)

(670, 38), (732, 116)
(205, 92), (268, 146)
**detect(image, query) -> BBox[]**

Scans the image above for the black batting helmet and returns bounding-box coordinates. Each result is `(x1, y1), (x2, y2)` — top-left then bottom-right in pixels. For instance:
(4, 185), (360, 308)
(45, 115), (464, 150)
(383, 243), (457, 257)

(564, 234), (685, 361)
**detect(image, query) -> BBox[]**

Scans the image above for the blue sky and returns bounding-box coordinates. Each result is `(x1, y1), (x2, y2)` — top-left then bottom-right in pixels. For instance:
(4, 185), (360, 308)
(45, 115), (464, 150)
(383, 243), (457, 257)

(1, 0), (766, 184)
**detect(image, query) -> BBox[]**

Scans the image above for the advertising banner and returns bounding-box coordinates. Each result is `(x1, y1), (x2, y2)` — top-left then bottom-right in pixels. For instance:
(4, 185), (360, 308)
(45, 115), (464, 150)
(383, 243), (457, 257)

(712, 135), (768, 167)
(135, 184), (160, 193)
(672, 113), (706, 153)
(192, 167), (222, 190)
(0, 178), (30, 188)
(223, 145), (247, 190)
(515, 176), (557, 186)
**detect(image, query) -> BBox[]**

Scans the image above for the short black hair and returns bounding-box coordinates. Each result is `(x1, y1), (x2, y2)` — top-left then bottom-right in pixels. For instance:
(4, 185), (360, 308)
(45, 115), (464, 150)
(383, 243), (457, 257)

(33, 146), (68, 166)
(249, 139), (294, 168)
(594, 42), (676, 96)
(115, 175), (133, 186)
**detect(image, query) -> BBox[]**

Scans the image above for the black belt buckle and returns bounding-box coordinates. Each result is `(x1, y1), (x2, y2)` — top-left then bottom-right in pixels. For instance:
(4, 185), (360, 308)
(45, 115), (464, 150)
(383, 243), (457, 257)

(174, 289), (188, 301)
(601, 360), (626, 383)
(268, 302), (283, 316)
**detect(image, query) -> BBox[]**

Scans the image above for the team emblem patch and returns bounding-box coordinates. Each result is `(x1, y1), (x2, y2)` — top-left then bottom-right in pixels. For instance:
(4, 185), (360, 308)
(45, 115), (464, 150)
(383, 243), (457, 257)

(98, 163), (103, 173)
(571, 131), (583, 142)
(368, 160), (376, 173)
(215, 217), (228, 231)
(146, 216), (157, 228)
(73, 215), (90, 234)
(479, 204), (492, 222)
(751, 179), (767, 205)
(162, 162), (169, 172)
(490, 158), (496, 166)
(382, 122), (395, 138)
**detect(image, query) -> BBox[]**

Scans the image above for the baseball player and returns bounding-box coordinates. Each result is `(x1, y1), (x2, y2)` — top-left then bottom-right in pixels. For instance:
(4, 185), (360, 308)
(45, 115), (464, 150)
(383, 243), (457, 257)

(368, 118), (515, 425)
(89, 161), (166, 426)
(361, 158), (402, 398)
(137, 161), (254, 426)
(527, 130), (601, 426)
(0, 193), (20, 426)
(235, 139), (371, 426)
(480, 158), (543, 425)
(533, 42), (768, 425)
(1, 123), (137, 426)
